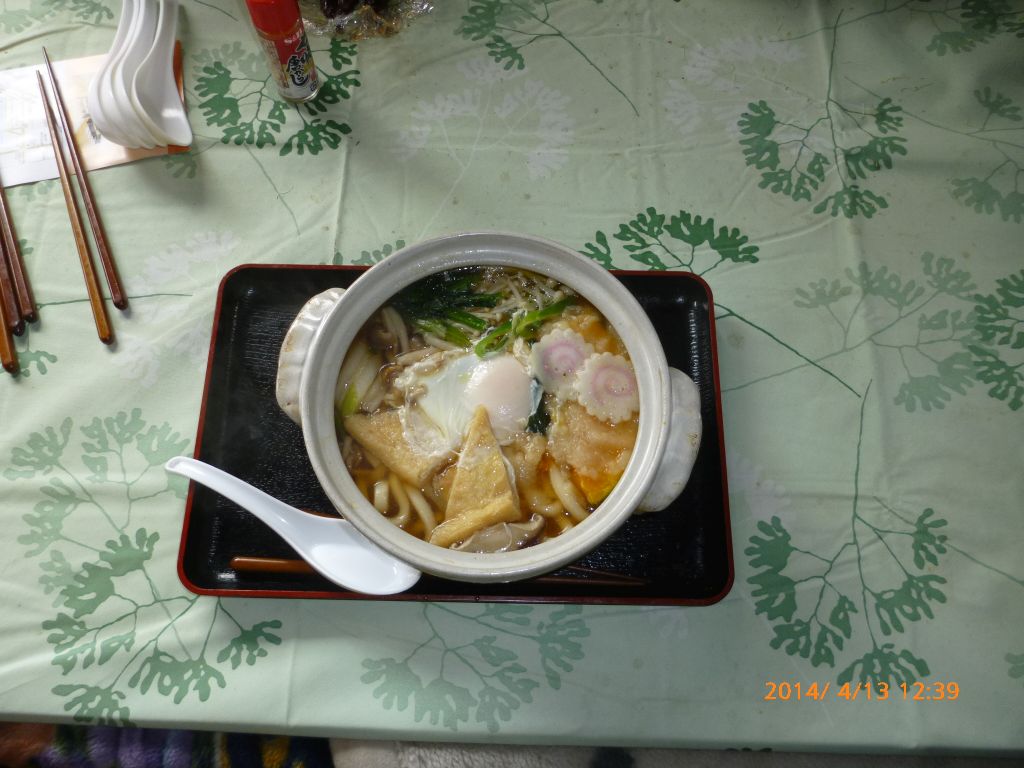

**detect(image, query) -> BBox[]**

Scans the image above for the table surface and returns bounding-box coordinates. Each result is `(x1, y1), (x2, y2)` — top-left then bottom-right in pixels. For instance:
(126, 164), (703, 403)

(1, 0), (1022, 754)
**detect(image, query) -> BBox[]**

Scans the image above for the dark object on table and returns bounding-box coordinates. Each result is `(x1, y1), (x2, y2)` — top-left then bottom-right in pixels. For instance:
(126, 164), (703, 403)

(0, 172), (34, 329)
(301, 0), (431, 39)
(178, 264), (733, 605)
(320, 0), (389, 15)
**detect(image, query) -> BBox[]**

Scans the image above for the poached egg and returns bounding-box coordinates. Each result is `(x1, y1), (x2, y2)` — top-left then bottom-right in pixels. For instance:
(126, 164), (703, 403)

(407, 352), (538, 450)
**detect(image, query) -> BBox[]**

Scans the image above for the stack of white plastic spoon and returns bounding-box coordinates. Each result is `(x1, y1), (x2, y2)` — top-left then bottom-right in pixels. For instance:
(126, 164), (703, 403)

(87, 0), (192, 148)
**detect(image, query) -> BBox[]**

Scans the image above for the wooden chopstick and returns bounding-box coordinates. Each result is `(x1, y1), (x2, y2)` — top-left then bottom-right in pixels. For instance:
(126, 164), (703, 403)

(229, 556), (649, 588)
(41, 48), (126, 311)
(0, 269), (18, 373)
(36, 72), (113, 345)
(232, 556), (315, 575)
(0, 239), (24, 337)
(0, 173), (35, 324)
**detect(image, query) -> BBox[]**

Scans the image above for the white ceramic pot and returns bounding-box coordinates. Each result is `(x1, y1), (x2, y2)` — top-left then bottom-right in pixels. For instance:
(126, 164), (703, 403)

(276, 232), (701, 583)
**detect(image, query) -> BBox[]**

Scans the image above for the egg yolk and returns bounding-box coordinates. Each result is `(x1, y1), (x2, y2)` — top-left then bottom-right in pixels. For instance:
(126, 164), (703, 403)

(417, 353), (536, 448)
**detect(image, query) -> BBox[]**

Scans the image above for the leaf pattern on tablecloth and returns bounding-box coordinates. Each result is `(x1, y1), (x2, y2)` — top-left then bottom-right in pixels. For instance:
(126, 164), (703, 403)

(774, 8), (1023, 224)
(12, 338), (58, 377)
(744, 384), (944, 685)
(723, 255), (1023, 412)
(949, 88), (1024, 223)
(663, 37), (805, 138)
(332, 239), (407, 266)
(191, 39), (359, 156)
(0, 0), (110, 32)
(738, 96), (907, 219)
(389, 57), (575, 236)
(184, 40), (359, 229)
(361, 604), (589, 733)
(580, 207), (861, 397)
(745, 382), (1024, 684)
(735, 8), (913, 224)
(129, 231), (239, 294)
(1008, 652), (1024, 685)
(110, 306), (212, 389)
(6, 413), (285, 725)
(971, 268), (1024, 410)
(925, 0), (1024, 55)
(162, 152), (199, 180)
(42, 0), (111, 23)
(391, 57), (575, 181)
(456, 0), (638, 115)
(13, 179), (57, 202)
(4, 242), (58, 378)
(726, 454), (791, 524)
(580, 206), (759, 274)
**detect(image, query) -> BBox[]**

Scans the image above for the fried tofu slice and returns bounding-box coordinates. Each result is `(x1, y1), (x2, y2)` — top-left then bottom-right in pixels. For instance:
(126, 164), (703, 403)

(548, 401), (637, 505)
(344, 410), (450, 488)
(429, 407), (520, 548)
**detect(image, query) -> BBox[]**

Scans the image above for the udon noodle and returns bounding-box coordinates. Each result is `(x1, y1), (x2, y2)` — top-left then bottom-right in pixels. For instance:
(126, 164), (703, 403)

(335, 267), (639, 552)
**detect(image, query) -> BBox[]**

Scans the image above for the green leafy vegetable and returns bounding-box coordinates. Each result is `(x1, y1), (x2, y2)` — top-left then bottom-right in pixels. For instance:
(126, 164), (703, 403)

(391, 270), (501, 349)
(526, 394), (549, 434)
(474, 297), (574, 357)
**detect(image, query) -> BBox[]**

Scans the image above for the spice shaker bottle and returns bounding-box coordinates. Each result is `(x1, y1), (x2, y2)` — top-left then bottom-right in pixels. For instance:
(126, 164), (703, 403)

(244, 0), (320, 103)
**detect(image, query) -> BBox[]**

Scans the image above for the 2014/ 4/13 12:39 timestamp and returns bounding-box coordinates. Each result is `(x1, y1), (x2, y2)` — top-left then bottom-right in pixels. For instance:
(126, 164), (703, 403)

(763, 681), (960, 701)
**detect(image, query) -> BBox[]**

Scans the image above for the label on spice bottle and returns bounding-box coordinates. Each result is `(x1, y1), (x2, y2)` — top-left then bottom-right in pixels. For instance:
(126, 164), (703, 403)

(255, 19), (319, 103)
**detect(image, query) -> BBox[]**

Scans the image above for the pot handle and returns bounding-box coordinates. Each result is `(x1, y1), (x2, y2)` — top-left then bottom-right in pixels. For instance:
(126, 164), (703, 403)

(276, 287), (347, 425)
(637, 367), (702, 513)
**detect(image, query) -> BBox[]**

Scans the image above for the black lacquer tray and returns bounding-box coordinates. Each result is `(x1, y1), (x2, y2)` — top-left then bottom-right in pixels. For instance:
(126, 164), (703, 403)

(177, 265), (733, 604)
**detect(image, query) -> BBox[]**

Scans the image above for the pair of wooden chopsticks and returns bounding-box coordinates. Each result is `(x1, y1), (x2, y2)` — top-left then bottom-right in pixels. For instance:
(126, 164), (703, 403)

(35, 48), (126, 349)
(0, 168), (36, 374)
(230, 556), (650, 587)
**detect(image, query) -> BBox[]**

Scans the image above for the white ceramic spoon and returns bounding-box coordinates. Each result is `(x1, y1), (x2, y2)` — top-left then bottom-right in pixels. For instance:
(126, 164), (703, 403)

(87, 0), (136, 146)
(132, 0), (192, 146)
(108, 0), (160, 148)
(165, 456), (422, 596)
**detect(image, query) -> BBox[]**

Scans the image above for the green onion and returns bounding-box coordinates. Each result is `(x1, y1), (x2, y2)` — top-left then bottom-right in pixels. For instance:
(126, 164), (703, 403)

(338, 383), (361, 417)
(447, 309), (488, 331)
(415, 319), (472, 349)
(474, 297), (574, 357)
(519, 296), (574, 329)
(443, 324), (471, 348)
(473, 321), (513, 357)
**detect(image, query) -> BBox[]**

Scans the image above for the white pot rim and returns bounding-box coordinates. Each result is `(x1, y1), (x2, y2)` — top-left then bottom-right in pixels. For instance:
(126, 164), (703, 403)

(299, 231), (671, 583)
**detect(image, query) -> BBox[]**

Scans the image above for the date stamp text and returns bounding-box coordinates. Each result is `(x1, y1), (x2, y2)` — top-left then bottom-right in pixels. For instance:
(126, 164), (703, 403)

(763, 681), (960, 702)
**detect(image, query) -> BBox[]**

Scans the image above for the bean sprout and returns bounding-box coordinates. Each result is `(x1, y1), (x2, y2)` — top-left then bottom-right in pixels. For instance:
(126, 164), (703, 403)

(422, 332), (459, 351)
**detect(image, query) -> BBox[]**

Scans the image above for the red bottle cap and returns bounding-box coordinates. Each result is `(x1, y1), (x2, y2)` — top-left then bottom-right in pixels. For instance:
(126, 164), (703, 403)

(245, 0), (302, 36)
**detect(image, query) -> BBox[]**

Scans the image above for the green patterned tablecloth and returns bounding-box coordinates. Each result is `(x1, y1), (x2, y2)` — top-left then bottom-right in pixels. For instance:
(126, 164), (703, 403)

(1, 0), (1022, 753)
